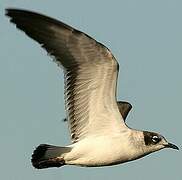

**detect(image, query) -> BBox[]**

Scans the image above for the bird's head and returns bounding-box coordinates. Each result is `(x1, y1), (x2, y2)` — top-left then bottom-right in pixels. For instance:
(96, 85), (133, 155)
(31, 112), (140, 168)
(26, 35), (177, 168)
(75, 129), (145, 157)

(142, 131), (179, 154)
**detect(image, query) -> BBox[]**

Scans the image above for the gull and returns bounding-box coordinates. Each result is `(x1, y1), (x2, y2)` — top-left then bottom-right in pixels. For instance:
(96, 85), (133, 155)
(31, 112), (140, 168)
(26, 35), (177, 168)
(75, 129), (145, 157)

(6, 8), (179, 169)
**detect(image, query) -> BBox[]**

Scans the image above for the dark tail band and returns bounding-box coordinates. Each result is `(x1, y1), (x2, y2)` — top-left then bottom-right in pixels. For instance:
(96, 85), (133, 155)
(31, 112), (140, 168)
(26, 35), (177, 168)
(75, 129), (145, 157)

(31, 144), (66, 169)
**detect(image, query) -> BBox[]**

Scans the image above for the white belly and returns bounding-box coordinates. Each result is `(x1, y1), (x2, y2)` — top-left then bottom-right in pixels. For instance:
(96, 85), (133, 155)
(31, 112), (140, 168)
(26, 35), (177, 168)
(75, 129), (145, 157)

(64, 133), (136, 167)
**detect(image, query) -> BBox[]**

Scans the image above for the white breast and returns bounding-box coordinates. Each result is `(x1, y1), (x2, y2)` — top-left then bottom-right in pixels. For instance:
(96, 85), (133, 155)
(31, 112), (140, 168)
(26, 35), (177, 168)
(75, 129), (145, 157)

(64, 130), (136, 166)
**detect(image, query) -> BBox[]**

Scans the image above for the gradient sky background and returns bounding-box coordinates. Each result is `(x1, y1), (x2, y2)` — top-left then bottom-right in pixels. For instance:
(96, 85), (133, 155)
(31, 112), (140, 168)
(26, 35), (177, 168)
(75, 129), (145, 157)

(1, 0), (181, 179)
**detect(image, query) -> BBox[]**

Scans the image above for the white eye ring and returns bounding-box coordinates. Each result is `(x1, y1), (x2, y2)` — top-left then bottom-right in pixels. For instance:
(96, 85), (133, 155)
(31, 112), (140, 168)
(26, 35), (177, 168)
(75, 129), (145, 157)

(152, 135), (159, 143)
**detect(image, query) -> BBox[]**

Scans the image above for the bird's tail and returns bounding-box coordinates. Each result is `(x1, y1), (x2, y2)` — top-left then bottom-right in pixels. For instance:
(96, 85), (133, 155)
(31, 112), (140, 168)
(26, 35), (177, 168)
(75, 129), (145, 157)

(31, 144), (72, 169)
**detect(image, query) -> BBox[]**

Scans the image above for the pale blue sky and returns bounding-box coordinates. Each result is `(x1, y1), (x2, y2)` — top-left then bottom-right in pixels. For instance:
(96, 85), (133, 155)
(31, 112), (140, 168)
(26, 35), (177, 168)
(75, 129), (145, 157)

(1, 0), (181, 179)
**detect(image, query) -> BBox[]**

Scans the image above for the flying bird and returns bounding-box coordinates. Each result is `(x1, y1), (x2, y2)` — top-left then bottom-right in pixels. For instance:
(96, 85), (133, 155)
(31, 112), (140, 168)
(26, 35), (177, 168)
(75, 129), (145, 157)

(6, 8), (179, 169)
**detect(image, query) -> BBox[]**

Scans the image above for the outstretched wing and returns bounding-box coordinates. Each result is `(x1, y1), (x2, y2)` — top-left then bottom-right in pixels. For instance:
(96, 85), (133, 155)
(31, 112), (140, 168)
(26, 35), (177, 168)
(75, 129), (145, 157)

(63, 101), (132, 122)
(6, 9), (126, 143)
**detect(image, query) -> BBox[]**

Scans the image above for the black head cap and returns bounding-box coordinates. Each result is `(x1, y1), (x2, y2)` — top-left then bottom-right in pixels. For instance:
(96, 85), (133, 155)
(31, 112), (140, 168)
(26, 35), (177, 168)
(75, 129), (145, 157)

(143, 131), (162, 146)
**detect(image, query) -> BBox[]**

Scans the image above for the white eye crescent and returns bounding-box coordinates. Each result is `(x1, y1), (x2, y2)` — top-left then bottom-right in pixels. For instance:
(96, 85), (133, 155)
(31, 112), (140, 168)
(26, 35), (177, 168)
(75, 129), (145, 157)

(152, 135), (160, 143)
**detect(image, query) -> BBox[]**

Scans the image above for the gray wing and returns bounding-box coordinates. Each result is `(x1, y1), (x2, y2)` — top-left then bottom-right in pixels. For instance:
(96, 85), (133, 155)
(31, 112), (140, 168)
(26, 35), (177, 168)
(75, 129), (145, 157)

(6, 9), (126, 143)
(63, 101), (132, 122)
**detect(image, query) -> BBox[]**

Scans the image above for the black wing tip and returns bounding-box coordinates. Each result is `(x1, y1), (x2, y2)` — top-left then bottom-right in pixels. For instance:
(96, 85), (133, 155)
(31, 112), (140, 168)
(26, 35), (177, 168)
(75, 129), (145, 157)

(5, 8), (12, 17)
(118, 101), (132, 109)
(5, 8), (74, 32)
(5, 8), (22, 17)
(5, 8), (34, 15)
(5, 8), (38, 22)
(5, 8), (25, 23)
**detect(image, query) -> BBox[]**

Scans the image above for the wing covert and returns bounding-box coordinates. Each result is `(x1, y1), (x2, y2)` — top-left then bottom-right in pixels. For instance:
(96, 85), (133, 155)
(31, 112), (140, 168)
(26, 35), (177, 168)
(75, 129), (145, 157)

(6, 9), (126, 143)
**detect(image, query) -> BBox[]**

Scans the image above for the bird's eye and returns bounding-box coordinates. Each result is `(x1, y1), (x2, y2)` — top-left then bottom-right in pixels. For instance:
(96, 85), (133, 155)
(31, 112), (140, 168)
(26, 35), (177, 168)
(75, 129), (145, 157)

(152, 135), (161, 143)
